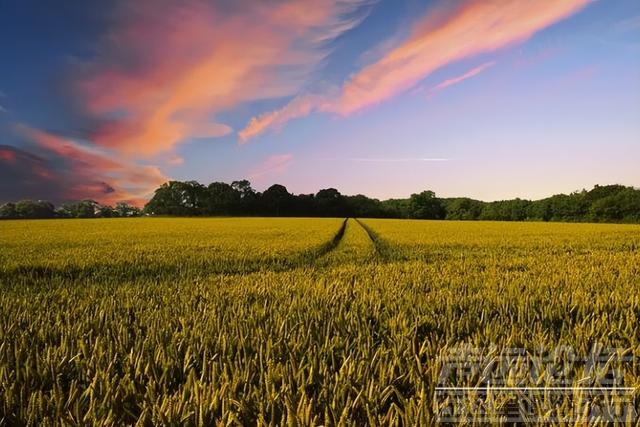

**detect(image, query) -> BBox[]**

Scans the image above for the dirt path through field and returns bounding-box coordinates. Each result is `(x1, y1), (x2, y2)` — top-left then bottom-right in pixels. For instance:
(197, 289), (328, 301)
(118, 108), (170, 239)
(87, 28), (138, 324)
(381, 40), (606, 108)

(316, 218), (376, 266)
(353, 218), (398, 261)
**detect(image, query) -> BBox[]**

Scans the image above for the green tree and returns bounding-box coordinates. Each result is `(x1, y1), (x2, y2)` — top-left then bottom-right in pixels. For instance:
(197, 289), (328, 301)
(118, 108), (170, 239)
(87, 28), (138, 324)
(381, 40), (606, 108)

(60, 200), (99, 218)
(408, 191), (445, 219)
(381, 199), (410, 218)
(115, 202), (141, 217)
(14, 200), (56, 219)
(145, 181), (205, 215)
(315, 188), (346, 217)
(587, 187), (640, 222)
(345, 195), (385, 218)
(261, 184), (292, 216)
(99, 205), (116, 218)
(548, 192), (588, 222)
(527, 199), (552, 221)
(444, 198), (483, 220)
(231, 180), (258, 214)
(205, 182), (239, 215)
(0, 203), (17, 219)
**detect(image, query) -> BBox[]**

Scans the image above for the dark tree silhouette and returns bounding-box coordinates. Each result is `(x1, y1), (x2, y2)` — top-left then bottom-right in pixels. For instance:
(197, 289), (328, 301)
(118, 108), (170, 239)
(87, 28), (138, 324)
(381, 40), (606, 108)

(2, 181), (639, 223)
(14, 200), (56, 219)
(315, 188), (347, 217)
(408, 191), (445, 219)
(205, 182), (240, 216)
(261, 184), (293, 216)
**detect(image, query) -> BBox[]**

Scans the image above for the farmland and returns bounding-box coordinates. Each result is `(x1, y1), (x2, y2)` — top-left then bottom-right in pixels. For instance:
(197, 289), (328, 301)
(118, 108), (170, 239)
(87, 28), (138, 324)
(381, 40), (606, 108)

(0, 218), (639, 425)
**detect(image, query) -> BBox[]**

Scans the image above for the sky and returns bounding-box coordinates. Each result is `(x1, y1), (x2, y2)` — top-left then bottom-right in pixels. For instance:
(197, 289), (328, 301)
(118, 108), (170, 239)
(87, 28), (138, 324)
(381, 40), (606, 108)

(0, 0), (639, 206)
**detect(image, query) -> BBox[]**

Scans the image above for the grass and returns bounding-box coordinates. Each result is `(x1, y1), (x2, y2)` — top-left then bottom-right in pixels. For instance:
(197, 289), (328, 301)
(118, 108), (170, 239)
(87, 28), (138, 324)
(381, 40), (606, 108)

(0, 218), (638, 425)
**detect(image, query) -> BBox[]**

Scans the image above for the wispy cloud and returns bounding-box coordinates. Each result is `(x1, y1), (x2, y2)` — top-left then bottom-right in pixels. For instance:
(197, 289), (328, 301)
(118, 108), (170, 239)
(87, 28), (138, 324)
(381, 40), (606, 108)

(239, 0), (589, 140)
(13, 125), (167, 205)
(350, 157), (449, 162)
(429, 61), (496, 93)
(332, 1), (589, 114)
(3, 1), (372, 204)
(239, 94), (328, 143)
(248, 154), (294, 181)
(79, 0), (371, 156)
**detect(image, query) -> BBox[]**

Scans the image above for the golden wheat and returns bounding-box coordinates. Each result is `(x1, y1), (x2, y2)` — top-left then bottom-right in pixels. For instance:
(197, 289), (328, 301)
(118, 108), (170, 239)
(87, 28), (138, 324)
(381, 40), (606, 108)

(0, 217), (638, 425)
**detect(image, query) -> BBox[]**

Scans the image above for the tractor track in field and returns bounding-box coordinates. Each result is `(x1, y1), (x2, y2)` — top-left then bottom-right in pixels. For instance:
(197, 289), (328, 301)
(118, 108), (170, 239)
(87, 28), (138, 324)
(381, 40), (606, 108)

(353, 218), (397, 262)
(312, 218), (348, 259)
(1, 219), (360, 285)
(1, 218), (353, 285)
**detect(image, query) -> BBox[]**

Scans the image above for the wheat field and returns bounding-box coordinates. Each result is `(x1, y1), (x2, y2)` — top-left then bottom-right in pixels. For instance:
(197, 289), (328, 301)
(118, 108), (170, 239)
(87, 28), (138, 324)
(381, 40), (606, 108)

(0, 218), (638, 425)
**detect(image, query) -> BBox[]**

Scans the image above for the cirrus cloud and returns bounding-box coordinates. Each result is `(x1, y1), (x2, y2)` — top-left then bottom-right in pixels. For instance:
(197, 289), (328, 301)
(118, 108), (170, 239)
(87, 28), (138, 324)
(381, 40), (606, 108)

(79, 0), (372, 156)
(428, 61), (496, 93)
(3, 0), (372, 205)
(248, 153), (294, 181)
(239, 0), (590, 140)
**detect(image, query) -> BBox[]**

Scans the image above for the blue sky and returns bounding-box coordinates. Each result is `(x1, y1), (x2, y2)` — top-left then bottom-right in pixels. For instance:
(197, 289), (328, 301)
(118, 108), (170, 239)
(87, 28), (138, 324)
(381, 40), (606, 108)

(1, 0), (638, 205)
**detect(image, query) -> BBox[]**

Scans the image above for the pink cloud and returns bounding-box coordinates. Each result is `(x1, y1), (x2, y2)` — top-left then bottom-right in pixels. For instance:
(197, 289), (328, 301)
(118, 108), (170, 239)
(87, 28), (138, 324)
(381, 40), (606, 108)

(8, 1), (371, 204)
(333, 0), (589, 115)
(239, 0), (589, 140)
(16, 125), (167, 206)
(429, 61), (496, 93)
(18, 125), (123, 171)
(239, 94), (327, 143)
(0, 148), (17, 163)
(249, 154), (294, 181)
(79, 0), (369, 156)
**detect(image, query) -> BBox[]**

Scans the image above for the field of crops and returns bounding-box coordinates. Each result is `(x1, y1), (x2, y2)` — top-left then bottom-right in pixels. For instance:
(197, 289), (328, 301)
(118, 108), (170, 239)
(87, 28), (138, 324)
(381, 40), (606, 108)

(1, 218), (638, 425)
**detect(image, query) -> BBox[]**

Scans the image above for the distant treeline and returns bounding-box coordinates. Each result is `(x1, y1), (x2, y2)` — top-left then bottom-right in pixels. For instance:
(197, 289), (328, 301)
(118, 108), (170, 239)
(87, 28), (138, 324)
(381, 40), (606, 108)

(2, 181), (639, 223)
(0, 200), (141, 219)
(143, 181), (640, 223)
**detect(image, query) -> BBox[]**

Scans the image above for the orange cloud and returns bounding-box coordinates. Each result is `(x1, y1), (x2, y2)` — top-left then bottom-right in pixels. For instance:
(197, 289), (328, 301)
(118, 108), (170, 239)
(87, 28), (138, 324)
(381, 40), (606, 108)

(239, 94), (327, 143)
(80, 0), (369, 156)
(429, 61), (495, 93)
(334, 0), (589, 114)
(240, 0), (589, 140)
(18, 125), (123, 171)
(16, 125), (167, 206)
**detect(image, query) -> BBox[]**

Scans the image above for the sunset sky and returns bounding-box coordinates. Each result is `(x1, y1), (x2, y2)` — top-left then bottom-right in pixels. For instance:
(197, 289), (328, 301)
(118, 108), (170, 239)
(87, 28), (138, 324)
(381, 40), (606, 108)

(1, 0), (639, 205)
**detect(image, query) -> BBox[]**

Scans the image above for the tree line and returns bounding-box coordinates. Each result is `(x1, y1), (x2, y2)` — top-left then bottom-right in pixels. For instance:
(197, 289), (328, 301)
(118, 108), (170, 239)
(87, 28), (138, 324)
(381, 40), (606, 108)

(1, 181), (639, 223)
(0, 200), (141, 219)
(143, 181), (640, 223)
